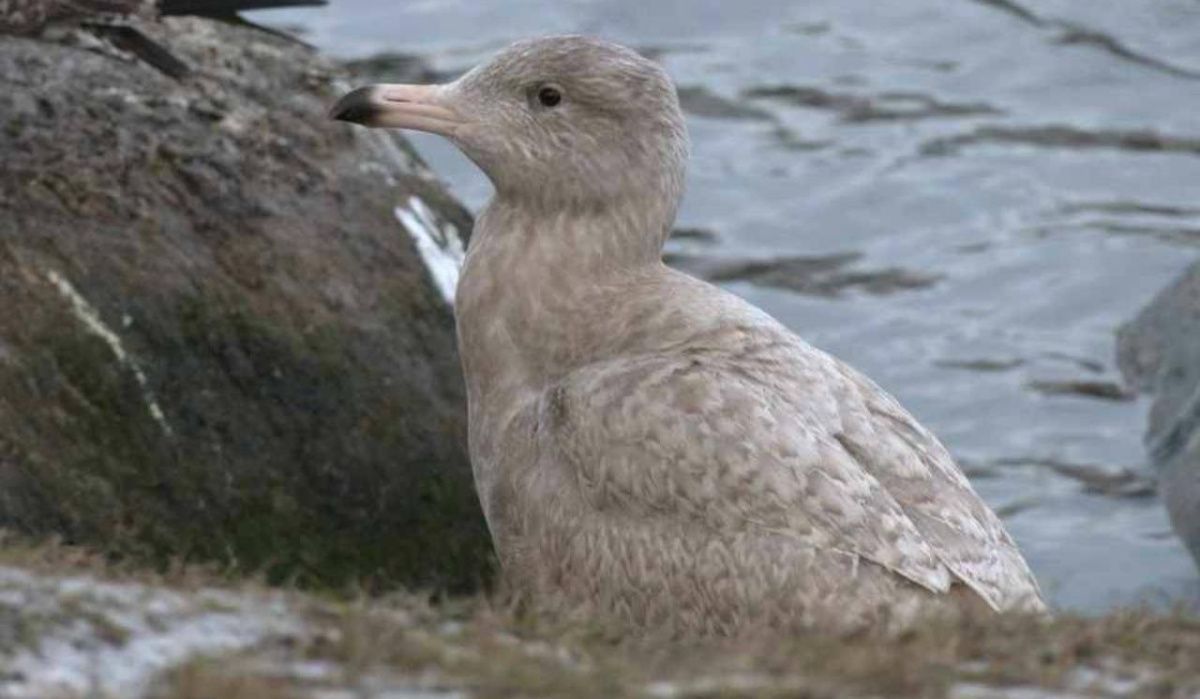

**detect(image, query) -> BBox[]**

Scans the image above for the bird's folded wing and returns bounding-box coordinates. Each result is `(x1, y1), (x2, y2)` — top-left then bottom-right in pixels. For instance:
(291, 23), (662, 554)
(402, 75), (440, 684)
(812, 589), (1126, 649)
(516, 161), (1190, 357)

(540, 349), (1043, 612)
(831, 363), (1044, 611)
(539, 353), (956, 597)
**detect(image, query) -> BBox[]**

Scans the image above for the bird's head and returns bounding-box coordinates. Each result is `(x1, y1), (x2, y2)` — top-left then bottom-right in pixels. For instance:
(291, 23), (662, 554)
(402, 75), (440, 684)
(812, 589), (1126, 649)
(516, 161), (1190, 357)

(332, 36), (689, 220)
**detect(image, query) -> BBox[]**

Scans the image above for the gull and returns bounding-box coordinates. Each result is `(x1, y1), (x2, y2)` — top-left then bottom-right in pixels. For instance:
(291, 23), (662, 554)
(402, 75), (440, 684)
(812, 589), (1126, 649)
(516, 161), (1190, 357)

(331, 35), (1046, 634)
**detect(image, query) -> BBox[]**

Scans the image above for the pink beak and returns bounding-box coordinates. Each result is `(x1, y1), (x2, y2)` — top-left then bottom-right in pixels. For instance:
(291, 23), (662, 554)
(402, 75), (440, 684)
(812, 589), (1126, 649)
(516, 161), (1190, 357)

(330, 83), (466, 137)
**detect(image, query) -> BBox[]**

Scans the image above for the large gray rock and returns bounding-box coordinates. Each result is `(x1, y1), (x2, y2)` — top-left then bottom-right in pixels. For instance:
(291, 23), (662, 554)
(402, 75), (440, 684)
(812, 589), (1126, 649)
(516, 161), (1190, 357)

(1118, 261), (1200, 569)
(0, 17), (491, 590)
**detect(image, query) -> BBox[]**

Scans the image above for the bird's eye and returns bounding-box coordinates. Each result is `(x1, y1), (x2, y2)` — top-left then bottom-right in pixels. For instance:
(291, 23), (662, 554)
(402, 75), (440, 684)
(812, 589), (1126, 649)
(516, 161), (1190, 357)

(537, 85), (563, 108)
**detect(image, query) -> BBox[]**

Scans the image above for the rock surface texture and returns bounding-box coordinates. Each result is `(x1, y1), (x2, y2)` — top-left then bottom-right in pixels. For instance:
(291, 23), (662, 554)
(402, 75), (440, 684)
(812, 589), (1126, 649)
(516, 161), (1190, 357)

(0, 0), (149, 35)
(0, 17), (490, 590)
(1118, 261), (1200, 570)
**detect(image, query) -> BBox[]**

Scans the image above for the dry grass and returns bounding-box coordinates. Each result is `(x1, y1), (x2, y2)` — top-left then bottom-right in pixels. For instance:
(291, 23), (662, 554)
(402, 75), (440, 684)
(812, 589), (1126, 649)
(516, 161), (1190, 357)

(0, 532), (227, 587)
(150, 659), (303, 699)
(268, 591), (1200, 698)
(2, 533), (1198, 698)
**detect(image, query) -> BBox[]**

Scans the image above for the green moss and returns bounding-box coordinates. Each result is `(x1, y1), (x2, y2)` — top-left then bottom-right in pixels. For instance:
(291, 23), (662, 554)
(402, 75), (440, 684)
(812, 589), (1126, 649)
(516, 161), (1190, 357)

(0, 288), (492, 595)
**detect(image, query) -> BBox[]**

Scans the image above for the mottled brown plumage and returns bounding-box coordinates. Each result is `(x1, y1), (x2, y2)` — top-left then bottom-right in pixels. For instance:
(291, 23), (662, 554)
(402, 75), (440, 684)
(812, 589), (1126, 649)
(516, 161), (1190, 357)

(332, 35), (1046, 634)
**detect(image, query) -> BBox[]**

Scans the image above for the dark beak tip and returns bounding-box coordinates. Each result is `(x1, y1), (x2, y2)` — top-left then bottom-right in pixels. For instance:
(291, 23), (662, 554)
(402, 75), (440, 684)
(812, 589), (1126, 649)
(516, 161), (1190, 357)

(328, 86), (381, 124)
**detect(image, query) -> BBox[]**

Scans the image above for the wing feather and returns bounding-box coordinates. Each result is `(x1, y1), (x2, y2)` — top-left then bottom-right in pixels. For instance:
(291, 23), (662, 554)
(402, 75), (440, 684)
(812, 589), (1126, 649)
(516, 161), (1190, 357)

(832, 363), (1044, 610)
(539, 329), (1043, 613)
(543, 353), (954, 596)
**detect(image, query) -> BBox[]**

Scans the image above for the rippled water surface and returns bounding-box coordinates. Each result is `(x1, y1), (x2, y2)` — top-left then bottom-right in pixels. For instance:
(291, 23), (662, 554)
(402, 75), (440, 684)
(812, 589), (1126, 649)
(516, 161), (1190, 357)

(257, 0), (1200, 611)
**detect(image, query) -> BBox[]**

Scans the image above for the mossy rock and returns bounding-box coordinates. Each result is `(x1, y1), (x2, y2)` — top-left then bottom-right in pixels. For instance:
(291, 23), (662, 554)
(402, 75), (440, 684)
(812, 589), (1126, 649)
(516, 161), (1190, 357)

(0, 18), (492, 591)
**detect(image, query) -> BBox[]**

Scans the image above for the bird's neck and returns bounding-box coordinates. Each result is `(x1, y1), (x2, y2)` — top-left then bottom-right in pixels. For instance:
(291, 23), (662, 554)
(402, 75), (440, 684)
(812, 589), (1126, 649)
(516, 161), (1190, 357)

(455, 195), (672, 404)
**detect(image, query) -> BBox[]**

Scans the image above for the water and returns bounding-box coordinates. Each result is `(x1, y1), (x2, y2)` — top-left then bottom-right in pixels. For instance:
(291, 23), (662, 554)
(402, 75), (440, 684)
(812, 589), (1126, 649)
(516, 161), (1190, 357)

(254, 0), (1200, 611)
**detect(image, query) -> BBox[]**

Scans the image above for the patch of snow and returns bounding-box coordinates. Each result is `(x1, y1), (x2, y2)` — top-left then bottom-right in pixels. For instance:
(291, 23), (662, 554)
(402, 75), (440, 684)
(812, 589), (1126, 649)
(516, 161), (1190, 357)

(950, 683), (1087, 699)
(311, 689), (465, 699)
(246, 655), (466, 699)
(951, 664), (1154, 699)
(0, 566), (301, 699)
(43, 269), (172, 437)
(395, 196), (466, 306)
(646, 674), (815, 698)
